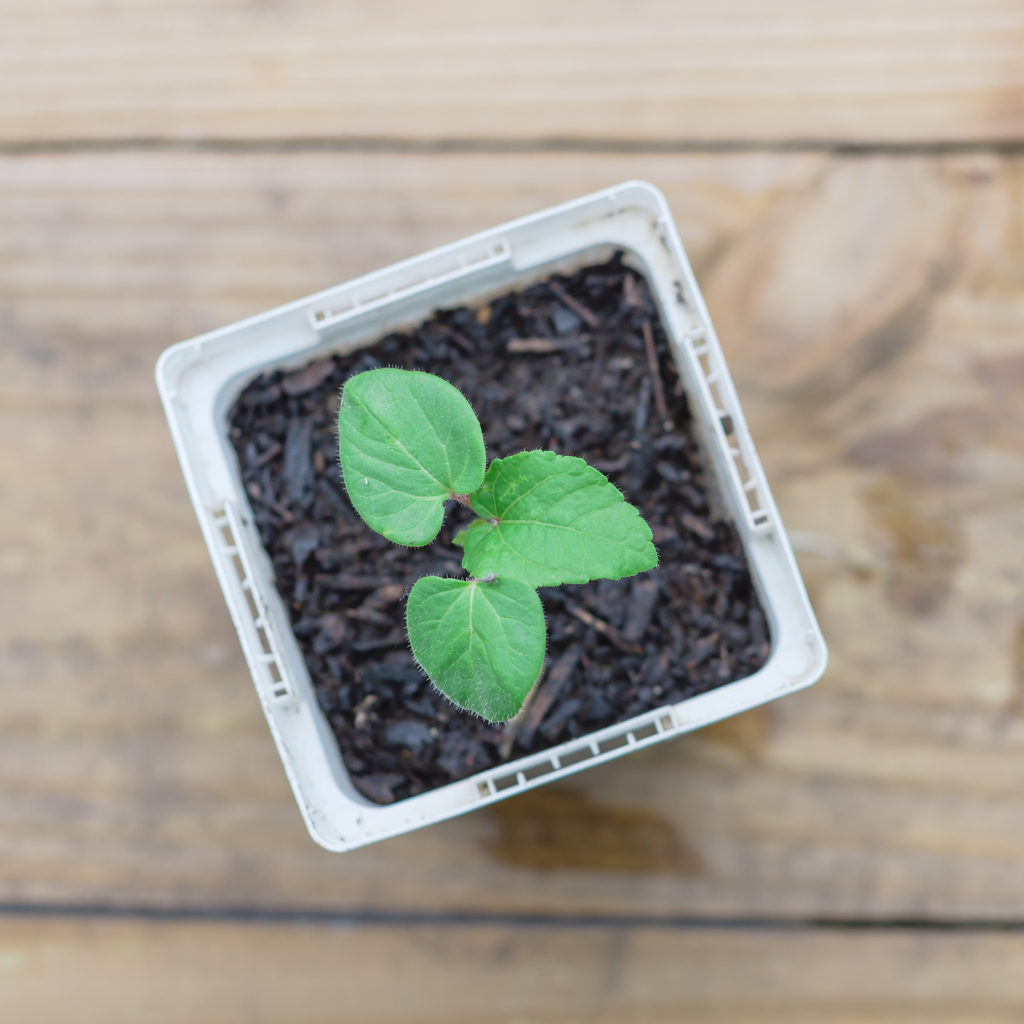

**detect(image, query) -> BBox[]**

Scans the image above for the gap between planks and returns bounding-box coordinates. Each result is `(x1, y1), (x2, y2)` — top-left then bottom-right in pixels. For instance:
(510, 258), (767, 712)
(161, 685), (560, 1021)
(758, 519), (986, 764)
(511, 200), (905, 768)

(2, 902), (1024, 933)
(1, 136), (1023, 156)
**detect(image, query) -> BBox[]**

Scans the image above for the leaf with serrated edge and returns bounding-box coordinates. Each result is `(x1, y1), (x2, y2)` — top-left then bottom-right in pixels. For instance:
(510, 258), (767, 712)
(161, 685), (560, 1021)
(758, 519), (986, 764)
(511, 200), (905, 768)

(338, 369), (485, 546)
(461, 450), (657, 588)
(407, 576), (546, 722)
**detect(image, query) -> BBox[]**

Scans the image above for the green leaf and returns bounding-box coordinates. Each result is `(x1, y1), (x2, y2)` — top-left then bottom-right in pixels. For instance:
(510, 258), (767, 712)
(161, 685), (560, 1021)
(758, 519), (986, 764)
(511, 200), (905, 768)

(406, 575), (546, 722)
(338, 369), (486, 546)
(461, 450), (657, 588)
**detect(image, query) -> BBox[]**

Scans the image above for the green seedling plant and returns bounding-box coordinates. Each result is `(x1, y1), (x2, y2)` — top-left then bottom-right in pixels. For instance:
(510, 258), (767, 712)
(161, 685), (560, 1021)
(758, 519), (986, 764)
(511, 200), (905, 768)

(338, 368), (657, 722)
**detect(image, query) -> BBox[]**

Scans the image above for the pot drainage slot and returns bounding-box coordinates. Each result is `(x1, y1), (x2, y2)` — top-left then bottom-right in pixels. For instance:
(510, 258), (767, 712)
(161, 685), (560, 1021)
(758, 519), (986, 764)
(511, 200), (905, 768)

(598, 733), (630, 754)
(687, 335), (771, 533)
(211, 504), (294, 705)
(558, 747), (595, 769)
(476, 712), (678, 800)
(310, 238), (511, 334)
(632, 721), (659, 741)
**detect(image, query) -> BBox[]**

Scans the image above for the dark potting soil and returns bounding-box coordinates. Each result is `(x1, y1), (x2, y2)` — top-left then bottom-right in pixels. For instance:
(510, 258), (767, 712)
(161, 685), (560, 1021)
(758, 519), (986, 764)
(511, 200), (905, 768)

(228, 254), (770, 805)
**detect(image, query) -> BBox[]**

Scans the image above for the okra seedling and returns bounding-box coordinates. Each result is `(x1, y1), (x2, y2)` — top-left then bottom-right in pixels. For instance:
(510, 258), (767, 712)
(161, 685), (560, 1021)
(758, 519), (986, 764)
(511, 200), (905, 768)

(338, 368), (657, 722)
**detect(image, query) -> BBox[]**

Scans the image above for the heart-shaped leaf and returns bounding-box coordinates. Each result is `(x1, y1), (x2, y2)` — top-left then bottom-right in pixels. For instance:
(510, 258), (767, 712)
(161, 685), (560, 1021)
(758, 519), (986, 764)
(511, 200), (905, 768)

(338, 369), (485, 546)
(406, 575), (546, 721)
(460, 450), (657, 587)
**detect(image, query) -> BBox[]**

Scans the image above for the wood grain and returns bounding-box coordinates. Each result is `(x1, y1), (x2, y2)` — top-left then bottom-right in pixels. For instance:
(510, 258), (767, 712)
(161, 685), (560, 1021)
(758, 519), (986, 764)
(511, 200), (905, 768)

(2, 0), (1023, 146)
(0, 151), (825, 407)
(3, 918), (1024, 1024)
(1, 151), (1023, 919)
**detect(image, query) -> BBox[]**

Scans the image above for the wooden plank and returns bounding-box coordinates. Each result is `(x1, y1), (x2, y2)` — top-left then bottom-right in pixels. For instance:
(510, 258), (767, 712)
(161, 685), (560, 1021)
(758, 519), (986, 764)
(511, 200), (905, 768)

(2, 1), (1023, 146)
(0, 150), (825, 406)
(3, 918), (1024, 1024)
(1, 151), (1023, 918)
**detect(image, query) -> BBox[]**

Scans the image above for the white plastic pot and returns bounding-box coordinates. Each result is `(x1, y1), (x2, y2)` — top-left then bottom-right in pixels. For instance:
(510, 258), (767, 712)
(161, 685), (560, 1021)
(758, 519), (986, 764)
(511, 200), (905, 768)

(156, 182), (826, 851)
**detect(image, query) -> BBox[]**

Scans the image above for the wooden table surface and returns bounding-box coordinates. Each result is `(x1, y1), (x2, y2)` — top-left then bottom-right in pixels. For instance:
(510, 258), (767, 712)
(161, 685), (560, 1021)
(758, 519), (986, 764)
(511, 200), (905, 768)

(2, 2), (1024, 1021)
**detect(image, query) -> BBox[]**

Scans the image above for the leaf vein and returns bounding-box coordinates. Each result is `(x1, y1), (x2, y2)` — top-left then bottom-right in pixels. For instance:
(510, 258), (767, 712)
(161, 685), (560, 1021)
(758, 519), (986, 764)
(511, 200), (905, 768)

(348, 389), (447, 491)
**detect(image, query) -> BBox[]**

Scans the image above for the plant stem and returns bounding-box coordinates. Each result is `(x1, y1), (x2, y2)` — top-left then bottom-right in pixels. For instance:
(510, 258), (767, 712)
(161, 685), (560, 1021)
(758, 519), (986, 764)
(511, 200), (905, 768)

(450, 492), (473, 508)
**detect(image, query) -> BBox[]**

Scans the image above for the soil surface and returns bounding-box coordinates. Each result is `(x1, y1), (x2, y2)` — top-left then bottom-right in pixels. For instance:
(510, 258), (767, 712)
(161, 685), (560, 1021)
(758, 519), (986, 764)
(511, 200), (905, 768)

(228, 255), (770, 804)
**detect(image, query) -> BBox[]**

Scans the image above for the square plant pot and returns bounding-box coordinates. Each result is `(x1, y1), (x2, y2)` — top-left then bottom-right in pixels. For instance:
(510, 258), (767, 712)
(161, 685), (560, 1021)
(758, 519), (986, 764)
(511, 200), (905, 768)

(156, 181), (826, 851)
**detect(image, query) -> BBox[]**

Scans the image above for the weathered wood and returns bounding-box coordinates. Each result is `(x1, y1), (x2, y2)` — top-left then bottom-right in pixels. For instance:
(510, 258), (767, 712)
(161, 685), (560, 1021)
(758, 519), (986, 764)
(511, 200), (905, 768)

(0, 151), (826, 405)
(2, 1), (1023, 145)
(2, 152), (1023, 918)
(3, 918), (1024, 1024)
